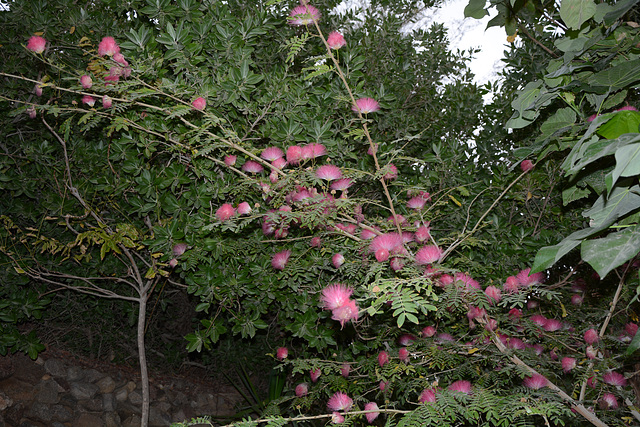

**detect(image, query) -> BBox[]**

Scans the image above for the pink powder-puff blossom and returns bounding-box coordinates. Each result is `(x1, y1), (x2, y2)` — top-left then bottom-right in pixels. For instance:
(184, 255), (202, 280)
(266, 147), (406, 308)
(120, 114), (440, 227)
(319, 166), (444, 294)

(331, 412), (344, 424)
(561, 357), (576, 373)
(599, 393), (618, 409)
(520, 160), (534, 172)
(586, 345), (597, 360)
(301, 143), (326, 159)
(224, 155), (237, 166)
(508, 308), (522, 320)
(271, 250), (291, 270)
(370, 233), (402, 254)
(398, 334), (416, 346)
(332, 253), (345, 268)
(407, 196), (427, 210)
(34, 84), (43, 96)
(295, 383), (308, 397)
(98, 36), (120, 56)
(415, 245), (442, 265)
(484, 286), (502, 304)
(327, 391), (353, 412)
(340, 364), (350, 378)
(379, 381), (388, 392)
(625, 322), (638, 337)
(237, 201), (252, 215)
(504, 276), (519, 293)
(173, 243), (188, 257)
(523, 373), (548, 390)
(82, 95), (95, 107)
(289, 4), (321, 26)
(104, 74), (119, 85)
(383, 163), (398, 180)
(414, 225), (431, 242)
(276, 347), (288, 360)
(516, 268), (544, 286)
(113, 52), (128, 66)
(448, 380), (472, 394)
(321, 283), (353, 310)
(192, 97), (206, 111)
(330, 178), (352, 191)
(419, 388), (436, 403)
(543, 319), (563, 332)
(27, 107), (36, 119)
(584, 328), (599, 344)
(603, 371), (627, 387)
(422, 326), (436, 337)
(364, 402), (379, 423)
(316, 164), (342, 181)
(378, 351), (389, 367)
(375, 248), (389, 262)
(261, 146), (284, 161)
(310, 236), (322, 247)
(80, 75), (92, 89)
(242, 160), (264, 173)
(361, 229), (377, 240)
(331, 300), (358, 327)
(327, 31), (346, 49)
(272, 157), (287, 169)
(168, 258), (178, 268)
(286, 145), (302, 164)
(530, 315), (548, 327)
(102, 95), (112, 108)
(352, 97), (380, 114)
(27, 35), (46, 53)
(571, 294), (583, 305)
(310, 368), (321, 382)
(398, 347), (409, 363)
(587, 376), (597, 388)
(216, 203), (236, 220)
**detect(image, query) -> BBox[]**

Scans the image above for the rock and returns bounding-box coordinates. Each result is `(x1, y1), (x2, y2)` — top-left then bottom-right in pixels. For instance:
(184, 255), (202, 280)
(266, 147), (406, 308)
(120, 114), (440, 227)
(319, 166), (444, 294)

(96, 375), (116, 393)
(83, 368), (104, 383)
(172, 409), (186, 423)
(69, 381), (99, 400)
(104, 412), (121, 427)
(0, 391), (13, 411)
(26, 401), (53, 422)
(66, 366), (84, 382)
(74, 413), (103, 427)
(114, 386), (129, 402)
(0, 378), (36, 401)
(0, 356), (14, 380)
(149, 404), (172, 427)
(79, 397), (103, 412)
(34, 379), (59, 404)
(3, 401), (25, 425)
(122, 414), (142, 427)
(50, 404), (73, 422)
(43, 359), (66, 378)
(128, 390), (142, 406)
(103, 393), (115, 411)
(125, 381), (137, 392)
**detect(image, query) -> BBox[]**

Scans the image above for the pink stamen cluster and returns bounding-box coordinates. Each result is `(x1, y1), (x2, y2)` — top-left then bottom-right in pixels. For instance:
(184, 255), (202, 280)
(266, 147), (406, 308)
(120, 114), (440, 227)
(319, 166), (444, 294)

(320, 283), (359, 328)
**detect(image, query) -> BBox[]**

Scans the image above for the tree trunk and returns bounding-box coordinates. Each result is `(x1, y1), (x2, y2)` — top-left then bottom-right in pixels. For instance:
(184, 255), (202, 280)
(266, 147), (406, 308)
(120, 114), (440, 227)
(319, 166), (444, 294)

(137, 294), (150, 427)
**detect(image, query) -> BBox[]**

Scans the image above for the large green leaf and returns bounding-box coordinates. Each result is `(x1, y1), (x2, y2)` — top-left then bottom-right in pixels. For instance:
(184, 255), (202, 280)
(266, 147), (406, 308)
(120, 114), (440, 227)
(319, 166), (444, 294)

(464, 0), (488, 19)
(560, 0), (596, 30)
(626, 328), (640, 356)
(581, 225), (640, 278)
(589, 59), (640, 90)
(583, 185), (640, 228)
(540, 107), (576, 136)
(563, 133), (640, 176)
(608, 144), (640, 191)
(597, 110), (640, 139)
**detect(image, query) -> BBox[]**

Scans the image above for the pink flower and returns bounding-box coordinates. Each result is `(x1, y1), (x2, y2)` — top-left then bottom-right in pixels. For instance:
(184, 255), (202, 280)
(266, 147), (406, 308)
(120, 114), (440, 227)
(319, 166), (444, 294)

(261, 146), (284, 161)
(370, 233), (402, 254)
(332, 253), (345, 268)
(289, 4), (321, 26)
(398, 347), (409, 363)
(321, 283), (353, 310)
(587, 376), (597, 388)
(331, 299), (359, 328)
(310, 236), (322, 247)
(316, 164), (342, 181)
(422, 326), (436, 337)
(398, 334), (416, 346)
(603, 371), (627, 387)
(586, 345), (597, 359)
(295, 383), (308, 397)
(571, 294), (583, 305)
(192, 97), (206, 111)
(379, 381), (388, 392)
(27, 35), (46, 53)
(330, 178), (352, 191)
(331, 412), (344, 424)
(516, 268), (544, 286)
(301, 143), (326, 159)
(271, 250), (291, 270)
(327, 391), (352, 412)
(80, 75), (92, 89)
(172, 243), (188, 257)
(543, 319), (563, 332)
(382, 163), (398, 180)
(378, 351), (389, 367)
(374, 248), (389, 262)
(26, 107), (36, 119)
(310, 368), (321, 382)
(363, 402), (379, 424)
(340, 364), (350, 378)
(215, 203), (236, 221)
(407, 196), (427, 210)
(113, 53), (128, 66)
(361, 229), (377, 240)
(352, 97), (380, 114)
(237, 202), (252, 215)
(530, 315), (547, 327)
(523, 373), (547, 390)
(286, 145), (302, 164)
(599, 393), (618, 409)
(616, 105), (638, 112)
(448, 380), (472, 394)
(484, 286), (502, 304)
(327, 31), (346, 49)
(414, 225), (431, 242)
(102, 95), (112, 108)
(168, 258), (178, 268)
(624, 322), (638, 337)
(561, 357), (576, 373)
(104, 74), (119, 85)
(242, 160), (264, 173)
(272, 157), (287, 169)
(276, 347), (288, 360)
(419, 388), (436, 403)
(508, 308), (522, 320)
(584, 328), (599, 345)
(98, 36), (120, 56)
(34, 84), (43, 96)
(415, 245), (442, 265)
(224, 155), (237, 166)
(82, 95), (95, 107)
(455, 272), (480, 290)
(520, 160), (533, 172)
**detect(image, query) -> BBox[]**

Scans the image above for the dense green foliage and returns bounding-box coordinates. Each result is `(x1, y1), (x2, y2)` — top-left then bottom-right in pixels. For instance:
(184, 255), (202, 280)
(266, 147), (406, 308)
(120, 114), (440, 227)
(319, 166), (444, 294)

(0, 0), (639, 426)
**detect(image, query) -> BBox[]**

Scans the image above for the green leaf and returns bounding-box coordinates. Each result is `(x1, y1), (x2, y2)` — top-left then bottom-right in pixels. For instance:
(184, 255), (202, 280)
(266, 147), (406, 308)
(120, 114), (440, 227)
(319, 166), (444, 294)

(562, 185), (591, 205)
(590, 59), (640, 90)
(597, 110), (640, 139)
(602, 0), (639, 25)
(581, 225), (640, 278)
(560, 0), (596, 30)
(464, 0), (488, 19)
(626, 328), (640, 356)
(540, 107), (576, 136)
(584, 185), (640, 228)
(609, 144), (640, 191)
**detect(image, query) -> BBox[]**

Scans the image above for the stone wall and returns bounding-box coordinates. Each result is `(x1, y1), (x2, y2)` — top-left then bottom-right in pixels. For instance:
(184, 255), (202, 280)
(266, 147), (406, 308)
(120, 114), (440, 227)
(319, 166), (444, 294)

(0, 351), (243, 427)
